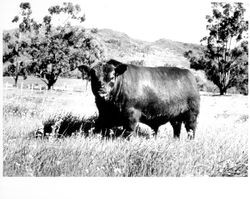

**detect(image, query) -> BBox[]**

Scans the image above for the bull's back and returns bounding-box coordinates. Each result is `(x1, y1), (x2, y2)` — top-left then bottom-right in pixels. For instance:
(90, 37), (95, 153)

(123, 65), (199, 101)
(118, 65), (199, 119)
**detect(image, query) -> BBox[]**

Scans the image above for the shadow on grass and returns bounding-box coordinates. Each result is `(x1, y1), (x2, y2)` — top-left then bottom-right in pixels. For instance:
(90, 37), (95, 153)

(33, 113), (96, 138)
(33, 112), (154, 139)
(33, 113), (128, 139)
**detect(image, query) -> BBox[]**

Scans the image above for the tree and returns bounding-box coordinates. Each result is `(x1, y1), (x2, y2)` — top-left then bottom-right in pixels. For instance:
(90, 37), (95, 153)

(184, 3), (248, 95)
(129, 60), (145, 66)
(3, 2), (39, 86)
(3, 2), (105, 89)
(27, 2), (105, 89)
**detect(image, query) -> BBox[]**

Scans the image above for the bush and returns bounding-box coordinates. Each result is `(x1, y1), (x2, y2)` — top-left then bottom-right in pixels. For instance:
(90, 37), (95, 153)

(194, 75), (218, 93)
(163, 63), (176, 67)
(129, 60), (145, 66)
(40, 113), (97, 138)
(3, 66), (11, 76)
(105, 39), (121, 47)
(236, 79), (248, 95)
(3, 101), (41, 118)
(60, 69), (82, 79)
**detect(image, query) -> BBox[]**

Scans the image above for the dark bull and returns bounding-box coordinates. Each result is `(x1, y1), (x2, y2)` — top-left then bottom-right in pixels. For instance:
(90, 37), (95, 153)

(78, 59), (200, 139)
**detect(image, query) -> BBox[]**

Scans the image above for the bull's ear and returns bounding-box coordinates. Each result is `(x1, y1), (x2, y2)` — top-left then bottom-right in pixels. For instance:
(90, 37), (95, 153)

(107, 59), (127, 75)
(115, 64), (127, 76)
(78, 65), (91, 76)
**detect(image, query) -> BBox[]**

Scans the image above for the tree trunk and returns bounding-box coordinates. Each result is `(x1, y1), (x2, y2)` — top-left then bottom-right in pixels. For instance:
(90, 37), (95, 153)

(14, 75), (18, 87)
(45, 73), (57, 90)
(47, 78), (57, 90)
(47, 82), (53, 90)
(219, 87), (227, 95)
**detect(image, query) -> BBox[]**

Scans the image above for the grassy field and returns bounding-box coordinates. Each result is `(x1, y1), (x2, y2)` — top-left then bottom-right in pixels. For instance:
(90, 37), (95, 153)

(2, 77), (248, 177)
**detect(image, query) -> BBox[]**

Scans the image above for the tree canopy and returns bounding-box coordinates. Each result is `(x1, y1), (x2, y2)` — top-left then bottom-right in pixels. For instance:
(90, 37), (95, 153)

(184, 2), (248, 95)
(3, 2), (36, 86)
(3, 2), (105, 89)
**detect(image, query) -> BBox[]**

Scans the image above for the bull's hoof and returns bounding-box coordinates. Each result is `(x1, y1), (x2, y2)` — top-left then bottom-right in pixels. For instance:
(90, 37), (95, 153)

(174, 136), (180, 139)
(187, 130), (195, 140)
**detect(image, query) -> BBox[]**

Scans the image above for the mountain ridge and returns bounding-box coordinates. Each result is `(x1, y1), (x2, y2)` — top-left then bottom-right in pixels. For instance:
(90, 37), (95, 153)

(94, 28), (202, 67)
(3, 27), (203, 68)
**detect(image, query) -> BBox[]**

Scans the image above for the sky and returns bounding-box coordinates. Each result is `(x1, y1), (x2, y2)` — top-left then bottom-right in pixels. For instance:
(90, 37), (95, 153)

(0, 0), (249, 44)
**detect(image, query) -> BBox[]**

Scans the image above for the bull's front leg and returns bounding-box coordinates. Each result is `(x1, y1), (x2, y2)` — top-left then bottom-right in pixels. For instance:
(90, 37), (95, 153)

(94, 116), (106, 136)
(93, 116), (101, 133)
(95, 116), (114, 138)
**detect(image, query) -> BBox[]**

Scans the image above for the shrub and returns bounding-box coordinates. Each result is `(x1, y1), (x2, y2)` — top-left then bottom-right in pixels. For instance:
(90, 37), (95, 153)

(41, 113), (97, 138)
(129, 60), (145, 66)
(3, 101), (41, 118)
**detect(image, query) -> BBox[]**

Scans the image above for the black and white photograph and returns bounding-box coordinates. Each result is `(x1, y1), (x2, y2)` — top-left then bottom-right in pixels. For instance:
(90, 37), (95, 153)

(0, 0), (249, 197)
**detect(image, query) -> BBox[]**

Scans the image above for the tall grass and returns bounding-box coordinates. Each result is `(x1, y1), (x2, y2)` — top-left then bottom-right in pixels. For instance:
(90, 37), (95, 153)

(3, 133), (247, 176)
(2, 88), (248, 177)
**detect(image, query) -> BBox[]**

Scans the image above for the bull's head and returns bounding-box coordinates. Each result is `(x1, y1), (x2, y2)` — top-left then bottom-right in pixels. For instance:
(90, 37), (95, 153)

(78, 59), (127, 100)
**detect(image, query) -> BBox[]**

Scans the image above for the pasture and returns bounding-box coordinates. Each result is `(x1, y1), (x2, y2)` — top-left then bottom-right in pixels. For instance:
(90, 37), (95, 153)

(2, 76), (248, 176)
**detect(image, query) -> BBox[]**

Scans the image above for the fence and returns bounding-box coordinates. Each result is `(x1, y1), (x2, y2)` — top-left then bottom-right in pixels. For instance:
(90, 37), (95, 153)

(3, 81), (89, 93)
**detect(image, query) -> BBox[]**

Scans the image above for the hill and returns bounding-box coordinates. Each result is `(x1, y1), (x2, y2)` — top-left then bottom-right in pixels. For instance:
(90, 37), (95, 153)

(3, 27), (202, 68)
(94, 28), (202, 67)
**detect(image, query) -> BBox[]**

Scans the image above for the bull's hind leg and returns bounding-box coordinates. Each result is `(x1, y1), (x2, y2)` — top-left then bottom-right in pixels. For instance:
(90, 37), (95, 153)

(184, 111), (198, 140)
(184, 97), (200, 139)
(170, 120), (182, 139)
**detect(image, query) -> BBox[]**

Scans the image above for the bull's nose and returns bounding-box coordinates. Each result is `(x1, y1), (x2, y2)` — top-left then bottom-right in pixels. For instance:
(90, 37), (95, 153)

(99, 92), (106, 97)
(99, 92), (108, 99)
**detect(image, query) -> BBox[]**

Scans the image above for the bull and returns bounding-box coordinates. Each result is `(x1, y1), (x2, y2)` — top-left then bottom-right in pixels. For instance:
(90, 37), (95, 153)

(78, 59), (200, 139)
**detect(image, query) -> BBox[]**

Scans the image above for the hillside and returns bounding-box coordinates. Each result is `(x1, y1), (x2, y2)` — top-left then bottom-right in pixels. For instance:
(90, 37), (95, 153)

(94, 28), (202, 67)
(3, 27), (202, 68)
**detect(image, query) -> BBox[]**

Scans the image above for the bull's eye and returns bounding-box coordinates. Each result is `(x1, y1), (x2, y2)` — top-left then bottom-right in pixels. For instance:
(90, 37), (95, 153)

(104, 74), (115, 82)
(103, 75), (109, 82)
(109, 81), (114, 87)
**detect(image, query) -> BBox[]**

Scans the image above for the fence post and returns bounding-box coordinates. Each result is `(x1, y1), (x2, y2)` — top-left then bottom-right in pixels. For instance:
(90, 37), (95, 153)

(85, 80), (88, 92)
(5, 82), (9, 89)
(31, 84), (34, 93)
(20, 82), (23, 95)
